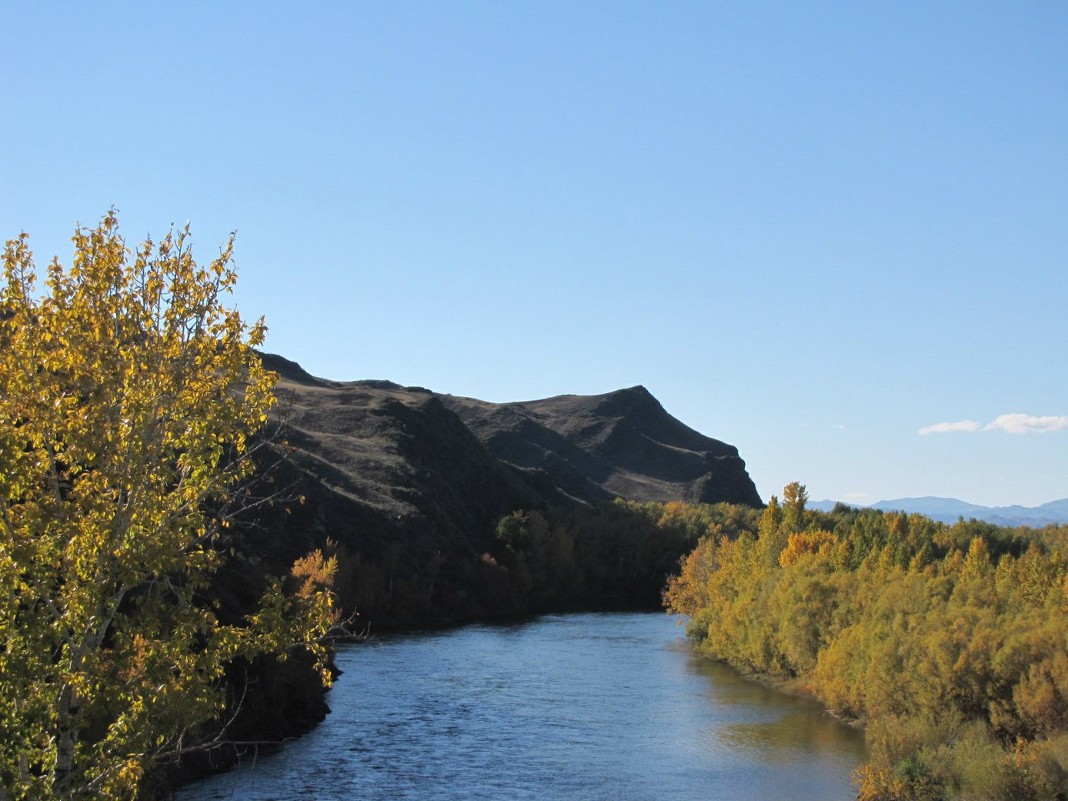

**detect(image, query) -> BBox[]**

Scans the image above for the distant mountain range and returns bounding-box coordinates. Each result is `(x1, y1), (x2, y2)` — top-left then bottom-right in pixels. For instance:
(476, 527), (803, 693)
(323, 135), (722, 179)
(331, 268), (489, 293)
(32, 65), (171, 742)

(809, 497), (1068, 527)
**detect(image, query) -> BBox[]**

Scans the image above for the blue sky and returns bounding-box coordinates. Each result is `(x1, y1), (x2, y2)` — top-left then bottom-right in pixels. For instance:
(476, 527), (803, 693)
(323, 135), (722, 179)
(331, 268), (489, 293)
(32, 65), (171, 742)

(3, 2), (1065, 507)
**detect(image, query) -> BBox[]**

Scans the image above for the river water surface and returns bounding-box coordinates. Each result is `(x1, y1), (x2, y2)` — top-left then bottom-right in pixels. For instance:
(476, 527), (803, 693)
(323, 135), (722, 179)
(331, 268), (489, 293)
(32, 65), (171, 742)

(180, 612), (864, 800)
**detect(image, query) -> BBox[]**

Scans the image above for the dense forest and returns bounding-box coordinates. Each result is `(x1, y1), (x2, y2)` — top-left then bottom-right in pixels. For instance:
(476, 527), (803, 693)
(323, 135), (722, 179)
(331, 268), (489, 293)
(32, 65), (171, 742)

(306, 497), (722, 629)
(662, 483), (1068, 801)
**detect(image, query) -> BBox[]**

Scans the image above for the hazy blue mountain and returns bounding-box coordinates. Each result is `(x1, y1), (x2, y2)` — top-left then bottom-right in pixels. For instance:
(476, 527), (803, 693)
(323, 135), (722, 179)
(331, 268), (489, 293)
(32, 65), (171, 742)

(809, 497), (1068, 527)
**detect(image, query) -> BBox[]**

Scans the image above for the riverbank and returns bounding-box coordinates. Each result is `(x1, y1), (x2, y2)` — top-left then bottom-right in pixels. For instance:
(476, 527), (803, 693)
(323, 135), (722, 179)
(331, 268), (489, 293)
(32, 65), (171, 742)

(664, 495), (1068, 800)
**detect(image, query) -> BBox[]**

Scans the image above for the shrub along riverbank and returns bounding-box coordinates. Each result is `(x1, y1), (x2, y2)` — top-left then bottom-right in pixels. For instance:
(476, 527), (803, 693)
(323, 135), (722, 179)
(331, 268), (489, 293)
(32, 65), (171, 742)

(662, 484), (1068, 801)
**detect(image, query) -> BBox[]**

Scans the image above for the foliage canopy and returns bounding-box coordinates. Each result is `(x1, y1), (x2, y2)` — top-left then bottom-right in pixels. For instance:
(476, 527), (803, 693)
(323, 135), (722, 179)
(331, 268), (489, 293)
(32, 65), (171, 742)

(664, 484), (1068, 801)
(0, 212), (333, 800)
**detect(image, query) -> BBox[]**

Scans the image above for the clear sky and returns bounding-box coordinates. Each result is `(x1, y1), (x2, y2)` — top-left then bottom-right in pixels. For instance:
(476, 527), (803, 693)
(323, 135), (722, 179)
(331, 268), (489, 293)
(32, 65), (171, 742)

(3, 2), (1065, 508)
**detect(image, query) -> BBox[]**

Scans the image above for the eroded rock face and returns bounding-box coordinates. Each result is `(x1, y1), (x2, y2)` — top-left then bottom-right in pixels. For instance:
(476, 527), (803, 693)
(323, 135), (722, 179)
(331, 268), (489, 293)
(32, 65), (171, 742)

(241, 354), (761, 622)
(264, 352), (758, 514)
(441, 385), (762, 508)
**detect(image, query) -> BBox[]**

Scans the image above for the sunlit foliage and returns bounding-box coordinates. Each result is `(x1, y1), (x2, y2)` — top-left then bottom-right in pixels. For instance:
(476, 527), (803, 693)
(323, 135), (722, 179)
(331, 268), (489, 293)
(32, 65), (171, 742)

(664, 485), (1068, 800)
(0, 213), (334, 800)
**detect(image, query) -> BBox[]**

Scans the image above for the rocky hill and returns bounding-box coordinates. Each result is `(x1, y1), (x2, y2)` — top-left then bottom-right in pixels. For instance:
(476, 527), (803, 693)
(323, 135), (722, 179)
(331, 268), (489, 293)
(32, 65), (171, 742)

(250, 352), (761, 625)
(441, 386), (760, 506)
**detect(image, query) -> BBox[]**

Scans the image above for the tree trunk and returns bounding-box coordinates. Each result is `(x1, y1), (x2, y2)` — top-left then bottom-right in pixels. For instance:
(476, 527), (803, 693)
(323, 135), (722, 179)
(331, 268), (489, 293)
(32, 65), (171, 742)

(53, 683), (79, 800)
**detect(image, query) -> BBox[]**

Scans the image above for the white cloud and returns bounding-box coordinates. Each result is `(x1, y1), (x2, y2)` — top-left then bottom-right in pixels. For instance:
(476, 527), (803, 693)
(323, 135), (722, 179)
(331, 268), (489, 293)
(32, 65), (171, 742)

(985, 413), (1068, 435)
(918, 413), (1068, 436)
(918, 420), (982, 436)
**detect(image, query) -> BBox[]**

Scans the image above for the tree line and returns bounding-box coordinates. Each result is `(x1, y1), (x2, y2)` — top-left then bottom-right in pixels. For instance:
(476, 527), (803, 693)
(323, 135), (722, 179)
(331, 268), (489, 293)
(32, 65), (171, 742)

(663, 482), (1068, 801)
(311, 496), (724, 629)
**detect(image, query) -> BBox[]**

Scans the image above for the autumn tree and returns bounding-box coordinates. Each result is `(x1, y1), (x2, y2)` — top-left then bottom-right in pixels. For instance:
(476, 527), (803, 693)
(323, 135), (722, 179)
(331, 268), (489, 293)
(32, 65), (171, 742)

(781, 481), (808, 534)
(0, 213), (334, 800)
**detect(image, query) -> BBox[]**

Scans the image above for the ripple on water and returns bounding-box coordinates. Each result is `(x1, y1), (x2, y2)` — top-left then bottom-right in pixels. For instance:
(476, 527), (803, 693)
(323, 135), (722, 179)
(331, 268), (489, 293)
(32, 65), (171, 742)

(177, 613), (864, 801)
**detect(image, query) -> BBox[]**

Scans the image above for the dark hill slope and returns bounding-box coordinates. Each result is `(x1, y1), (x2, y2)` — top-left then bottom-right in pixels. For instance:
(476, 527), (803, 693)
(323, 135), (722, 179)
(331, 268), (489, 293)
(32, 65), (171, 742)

(442, 386), (761, 507)
(255, 354), (546, 572)
(251, 353), (761, 626)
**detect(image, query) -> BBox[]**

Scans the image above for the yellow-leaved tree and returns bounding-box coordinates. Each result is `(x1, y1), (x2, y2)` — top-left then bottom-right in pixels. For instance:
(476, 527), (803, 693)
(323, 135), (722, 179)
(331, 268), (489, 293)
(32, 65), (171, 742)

(0, 212), (334, 800)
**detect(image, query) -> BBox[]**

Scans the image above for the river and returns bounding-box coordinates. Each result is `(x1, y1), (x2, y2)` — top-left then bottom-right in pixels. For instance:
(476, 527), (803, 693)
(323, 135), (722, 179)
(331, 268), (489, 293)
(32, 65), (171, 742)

(179, 612), (864, 800)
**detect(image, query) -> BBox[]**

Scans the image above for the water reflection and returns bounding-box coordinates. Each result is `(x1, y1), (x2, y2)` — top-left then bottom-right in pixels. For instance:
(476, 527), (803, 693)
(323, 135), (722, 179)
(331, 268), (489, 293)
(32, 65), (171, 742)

(687, 655), (866, 763)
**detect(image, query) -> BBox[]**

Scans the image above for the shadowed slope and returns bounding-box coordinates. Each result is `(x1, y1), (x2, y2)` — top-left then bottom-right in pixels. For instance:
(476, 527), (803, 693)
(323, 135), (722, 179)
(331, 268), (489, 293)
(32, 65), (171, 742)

(251, 353), (762, 625)
(442, 385), (761, 507)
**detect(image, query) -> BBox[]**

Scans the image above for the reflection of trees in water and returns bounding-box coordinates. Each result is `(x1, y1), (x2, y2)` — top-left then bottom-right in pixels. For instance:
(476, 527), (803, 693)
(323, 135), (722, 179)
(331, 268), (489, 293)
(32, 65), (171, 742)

(720, 713), (865, 763)
(685, 654), (866, 764)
